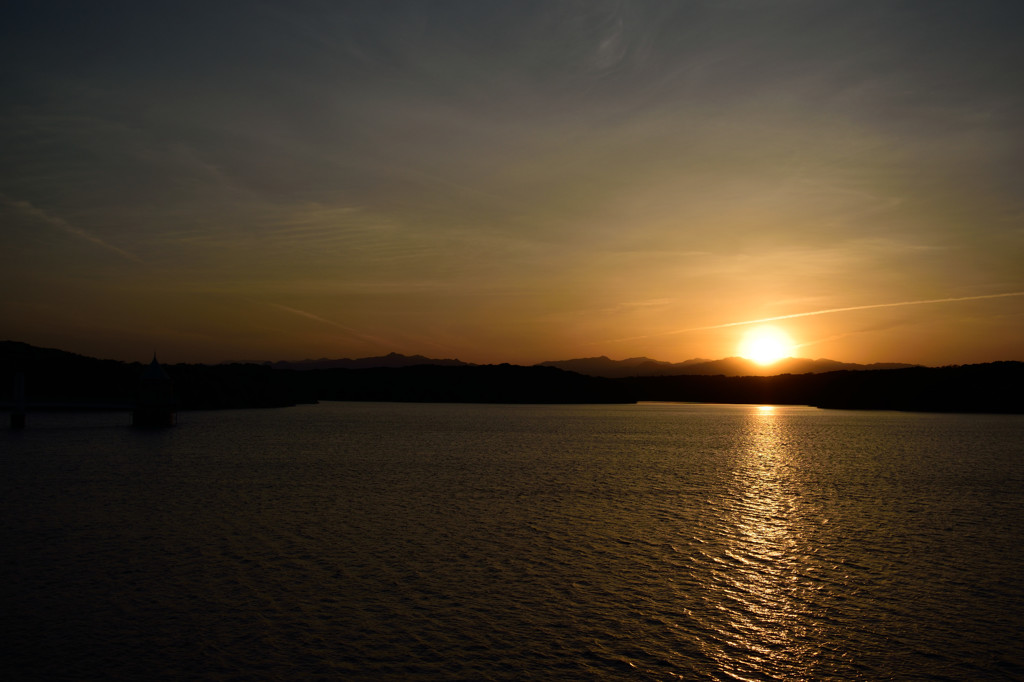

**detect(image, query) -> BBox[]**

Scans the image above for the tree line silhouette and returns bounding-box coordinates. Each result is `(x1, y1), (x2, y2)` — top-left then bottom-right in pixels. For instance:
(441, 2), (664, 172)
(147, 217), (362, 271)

(3, 342), (1021, 414)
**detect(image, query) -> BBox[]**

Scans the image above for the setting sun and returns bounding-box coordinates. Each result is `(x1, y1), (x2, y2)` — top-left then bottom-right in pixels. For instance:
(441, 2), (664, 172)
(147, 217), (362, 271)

(738, 326), (794, 365)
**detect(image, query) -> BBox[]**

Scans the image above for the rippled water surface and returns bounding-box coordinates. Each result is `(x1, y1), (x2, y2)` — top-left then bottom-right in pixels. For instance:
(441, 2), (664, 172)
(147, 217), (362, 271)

(3, 402), (1023, 679)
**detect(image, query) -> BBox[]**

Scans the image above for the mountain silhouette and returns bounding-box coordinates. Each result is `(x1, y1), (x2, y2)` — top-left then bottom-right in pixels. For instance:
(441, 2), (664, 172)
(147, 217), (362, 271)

(270, 352), (915, 377)
(269, 352), (471, 371)
(537, 355), (917, 378)
(3, 341), (1021, 413)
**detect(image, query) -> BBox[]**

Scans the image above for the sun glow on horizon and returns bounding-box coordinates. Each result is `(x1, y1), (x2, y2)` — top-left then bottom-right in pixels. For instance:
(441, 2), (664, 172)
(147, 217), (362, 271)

(738, 326), (794, 365)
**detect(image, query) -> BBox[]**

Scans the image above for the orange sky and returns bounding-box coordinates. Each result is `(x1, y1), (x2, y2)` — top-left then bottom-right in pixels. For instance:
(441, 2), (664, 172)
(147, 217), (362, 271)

(3, 2), (1023, 365)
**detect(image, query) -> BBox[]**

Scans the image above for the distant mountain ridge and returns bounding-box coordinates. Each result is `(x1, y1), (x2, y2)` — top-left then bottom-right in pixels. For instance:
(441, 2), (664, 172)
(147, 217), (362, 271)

(4, 341), (1021, 413)
(269, 352), (472, 371)
(537, 355), (918, 378)
(271, 351), (917, 377)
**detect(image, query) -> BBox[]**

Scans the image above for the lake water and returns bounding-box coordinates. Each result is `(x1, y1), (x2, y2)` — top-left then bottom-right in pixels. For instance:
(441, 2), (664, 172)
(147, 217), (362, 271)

(2, 402), (1023, 680)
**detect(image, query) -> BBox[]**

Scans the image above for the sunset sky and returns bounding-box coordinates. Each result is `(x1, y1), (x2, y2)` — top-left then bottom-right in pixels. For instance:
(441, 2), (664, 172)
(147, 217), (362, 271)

(3, 1), (1023, 365)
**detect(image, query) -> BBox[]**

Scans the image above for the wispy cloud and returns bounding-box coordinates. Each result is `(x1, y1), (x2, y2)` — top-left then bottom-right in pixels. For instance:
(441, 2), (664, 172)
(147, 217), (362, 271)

(611, 291), (1024, 342)
(689, 292), (1024, 330)
(2, 196), (142, 263)
(265, 302), (393, 347)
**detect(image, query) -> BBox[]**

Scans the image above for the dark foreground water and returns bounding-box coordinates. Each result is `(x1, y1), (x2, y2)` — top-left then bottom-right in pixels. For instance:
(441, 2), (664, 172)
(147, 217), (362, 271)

(2, 402), (1023, 680)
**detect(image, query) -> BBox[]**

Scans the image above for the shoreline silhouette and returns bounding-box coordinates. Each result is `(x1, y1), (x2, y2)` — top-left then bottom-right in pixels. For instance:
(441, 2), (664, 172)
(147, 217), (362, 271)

(2, 341), (1022, 414)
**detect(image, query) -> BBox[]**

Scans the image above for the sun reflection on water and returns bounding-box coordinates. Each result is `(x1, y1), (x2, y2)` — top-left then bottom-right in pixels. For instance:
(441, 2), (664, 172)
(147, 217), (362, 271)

(698, 405), (823, 678)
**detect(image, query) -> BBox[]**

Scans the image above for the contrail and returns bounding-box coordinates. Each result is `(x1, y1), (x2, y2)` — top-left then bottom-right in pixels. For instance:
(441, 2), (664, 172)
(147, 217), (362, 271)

(266, 303), (393, 347)
(611, 291), (1024, 342)
(3, 196), (142, 263)
(268, 303), (354, 330)
(686, 291), (1024, 331)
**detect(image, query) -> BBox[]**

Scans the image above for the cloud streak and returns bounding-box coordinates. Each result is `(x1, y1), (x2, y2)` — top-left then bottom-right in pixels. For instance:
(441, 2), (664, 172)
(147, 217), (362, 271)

(266, 302), (393, 348)
(3, 196), (142, 263)
(612, 291), (1024, 342)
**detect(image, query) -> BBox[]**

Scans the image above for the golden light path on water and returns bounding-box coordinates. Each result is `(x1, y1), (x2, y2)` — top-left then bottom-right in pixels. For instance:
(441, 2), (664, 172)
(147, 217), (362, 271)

(698, 405), (823, 678)
(4, 404), (1024, 678)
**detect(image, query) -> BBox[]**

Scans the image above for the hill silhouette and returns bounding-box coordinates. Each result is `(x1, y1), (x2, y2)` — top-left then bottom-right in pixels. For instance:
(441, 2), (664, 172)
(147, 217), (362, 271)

(0, 341), (311, 410)
(0, 342), (630, 409)
(2, 341), (1021, 413)
(269, 352), (471, 371)
(538, 355), (917, 377)
(304, 364), (630, 404)
(269, 352), (918, 377)
(619, 363), (1024, 414)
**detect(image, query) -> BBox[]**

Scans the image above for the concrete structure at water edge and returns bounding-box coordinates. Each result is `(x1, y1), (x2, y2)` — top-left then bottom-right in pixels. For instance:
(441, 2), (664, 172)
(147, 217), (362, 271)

(133, 355), (176, 427)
